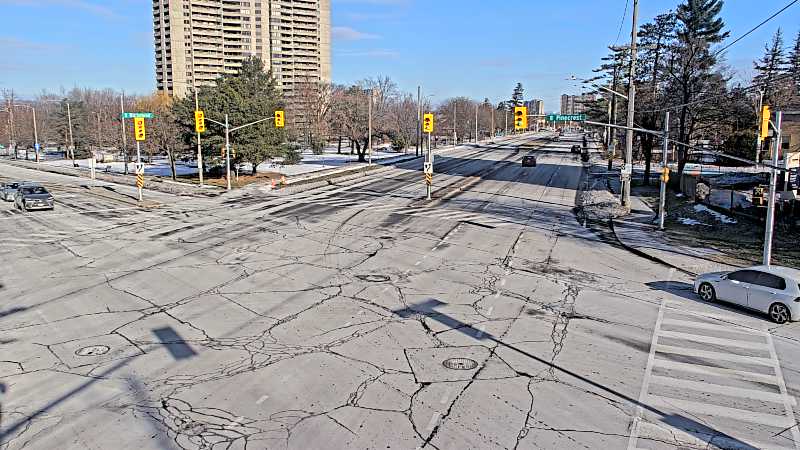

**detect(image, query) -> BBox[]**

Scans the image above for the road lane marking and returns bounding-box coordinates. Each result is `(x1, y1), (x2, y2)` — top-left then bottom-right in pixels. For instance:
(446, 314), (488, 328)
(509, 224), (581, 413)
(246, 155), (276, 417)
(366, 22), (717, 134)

(657, 330), (771, 350)
(655, 344), (775, 366)
(649, 374), (795, 405)
(626, 300), (665, 450)
(646, 394), (795, 428)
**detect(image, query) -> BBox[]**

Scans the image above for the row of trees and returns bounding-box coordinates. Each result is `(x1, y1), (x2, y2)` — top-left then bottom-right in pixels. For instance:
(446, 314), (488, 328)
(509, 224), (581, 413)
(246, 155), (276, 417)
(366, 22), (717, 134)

(2, 57), (534, 179)
(585, 0), (800, 182)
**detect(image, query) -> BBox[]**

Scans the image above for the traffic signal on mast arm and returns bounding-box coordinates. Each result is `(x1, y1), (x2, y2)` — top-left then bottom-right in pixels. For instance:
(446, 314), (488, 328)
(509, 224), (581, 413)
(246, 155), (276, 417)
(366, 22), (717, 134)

(514, 106), (528, 130)
(275, 110), (285, 128)
(194, 110), (205, 133)
(423, 113), (434, 133)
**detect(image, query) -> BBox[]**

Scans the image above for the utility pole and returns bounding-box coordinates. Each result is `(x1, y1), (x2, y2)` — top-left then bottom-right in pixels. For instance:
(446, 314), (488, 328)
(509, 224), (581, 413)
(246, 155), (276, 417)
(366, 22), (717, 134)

(491, 107), (495, 140)
(763, 111), (783, 266)
(453, 104), (457, 145)
(8, 104), (14, 159)
(622, 0), (639, 207)
(416, 86), (421, 157)
(225, 113), (231, 191)
(195, 88), (204, 185)
(658, 111), (670, 230)
(609, 62), (620, 171)
(755, 90), (764, 164)
(368, 89), (373, 165)
(504, 108), (508, 136)
(475, 104), (479, 143)
(31, 106), (39, 163)
(66, 101), (75, 166)
(121, 93), (129, 175)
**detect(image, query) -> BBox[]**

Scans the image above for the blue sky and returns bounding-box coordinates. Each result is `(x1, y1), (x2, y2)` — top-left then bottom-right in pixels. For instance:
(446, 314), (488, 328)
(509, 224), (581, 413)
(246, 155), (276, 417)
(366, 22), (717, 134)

(2, 0), (799, 112)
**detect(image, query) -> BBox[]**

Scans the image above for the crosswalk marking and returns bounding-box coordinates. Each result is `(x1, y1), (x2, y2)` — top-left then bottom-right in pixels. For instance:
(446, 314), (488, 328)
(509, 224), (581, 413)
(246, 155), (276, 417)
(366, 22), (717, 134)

(656, 329), (771, 350)
(649, 374), (796, 405)
(652, 358), (779, 383)
(656, 343), (776, 366)
(628, 299), (799, 450)
(646, 395), (795, 428)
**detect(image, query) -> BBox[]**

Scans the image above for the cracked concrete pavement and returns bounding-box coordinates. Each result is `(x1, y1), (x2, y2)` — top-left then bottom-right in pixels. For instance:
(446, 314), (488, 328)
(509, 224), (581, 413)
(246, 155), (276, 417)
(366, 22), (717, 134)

(3, 134), (800, 449)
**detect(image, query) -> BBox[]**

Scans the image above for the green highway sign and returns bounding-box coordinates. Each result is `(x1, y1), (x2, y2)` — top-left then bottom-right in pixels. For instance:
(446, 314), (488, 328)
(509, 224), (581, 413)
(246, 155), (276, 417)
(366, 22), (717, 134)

(546, 114), (587, 122)
(121, 112), (154, 119)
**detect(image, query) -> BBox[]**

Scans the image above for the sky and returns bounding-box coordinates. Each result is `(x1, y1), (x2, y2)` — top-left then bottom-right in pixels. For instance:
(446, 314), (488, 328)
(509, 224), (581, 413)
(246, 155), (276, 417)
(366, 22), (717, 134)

(2, 0), (800, 112)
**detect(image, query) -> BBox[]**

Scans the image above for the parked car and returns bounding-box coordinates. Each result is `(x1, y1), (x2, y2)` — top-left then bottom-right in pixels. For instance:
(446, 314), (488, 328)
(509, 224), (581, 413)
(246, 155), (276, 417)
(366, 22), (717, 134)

(570, 145), (582, 154)
(1, 181), (26, 201)
(14, 184), (54, 211)
(694, 265), (800, 323)
(521, 155), (537, 167)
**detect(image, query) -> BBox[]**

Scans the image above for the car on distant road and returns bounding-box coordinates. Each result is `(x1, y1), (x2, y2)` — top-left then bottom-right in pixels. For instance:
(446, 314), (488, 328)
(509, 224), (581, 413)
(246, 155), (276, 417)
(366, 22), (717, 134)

(521, 155), (537, 167)
(571, 145), (582, 154)
(14, 184), (54, 211)
(694, 265), (800, 323)
(551, 136), (560, 142)
(1, 181), (26, 201)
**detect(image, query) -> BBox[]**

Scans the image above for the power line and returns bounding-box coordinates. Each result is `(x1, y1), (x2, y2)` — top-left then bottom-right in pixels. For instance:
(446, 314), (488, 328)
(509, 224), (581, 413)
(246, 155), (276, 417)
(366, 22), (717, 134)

(715, 0), (800, 56)
(613, 0), (630, 46)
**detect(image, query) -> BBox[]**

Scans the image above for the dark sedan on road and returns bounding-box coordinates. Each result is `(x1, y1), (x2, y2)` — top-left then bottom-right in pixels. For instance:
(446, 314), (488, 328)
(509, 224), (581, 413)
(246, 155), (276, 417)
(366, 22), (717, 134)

(521, 155), (537, 167)
(1, 181), (27, 201)
(14, 185), (54, 211)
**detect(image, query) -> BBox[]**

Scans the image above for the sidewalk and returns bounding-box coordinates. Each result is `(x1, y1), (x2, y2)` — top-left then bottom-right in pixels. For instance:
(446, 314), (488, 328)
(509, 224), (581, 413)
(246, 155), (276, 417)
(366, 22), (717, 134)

(611, 194), (738, 276)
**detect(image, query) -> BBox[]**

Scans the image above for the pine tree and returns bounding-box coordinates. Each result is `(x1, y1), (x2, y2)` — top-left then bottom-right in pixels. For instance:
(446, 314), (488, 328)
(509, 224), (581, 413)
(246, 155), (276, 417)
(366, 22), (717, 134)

(511, 83), (524, 107)
(753, 28), (787, 106)
(789, 30), (800, 94)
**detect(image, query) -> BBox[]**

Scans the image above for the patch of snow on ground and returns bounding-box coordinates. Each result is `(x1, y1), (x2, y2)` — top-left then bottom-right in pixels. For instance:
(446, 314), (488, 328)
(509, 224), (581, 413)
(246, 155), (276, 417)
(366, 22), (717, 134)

(693, 204), (737, 224)
(678, 217), (709, 226)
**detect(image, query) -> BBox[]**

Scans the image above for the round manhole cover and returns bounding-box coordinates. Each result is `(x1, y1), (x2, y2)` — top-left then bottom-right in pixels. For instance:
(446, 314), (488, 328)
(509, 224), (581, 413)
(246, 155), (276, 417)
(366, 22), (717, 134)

(75, 345), (110, 356)
(442, 358), (478, 370)
(356, 274), (390, 283)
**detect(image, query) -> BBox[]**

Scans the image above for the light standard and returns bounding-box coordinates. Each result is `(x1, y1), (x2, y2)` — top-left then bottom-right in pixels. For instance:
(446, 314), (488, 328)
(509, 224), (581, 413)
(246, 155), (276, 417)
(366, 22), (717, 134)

(167, 79), (205, 185)
(11, 104), (39, 163)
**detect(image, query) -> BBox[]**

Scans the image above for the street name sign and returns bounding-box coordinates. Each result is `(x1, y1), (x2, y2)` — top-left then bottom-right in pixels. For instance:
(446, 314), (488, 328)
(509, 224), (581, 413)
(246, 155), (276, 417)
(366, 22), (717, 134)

(121, 112), (154, 119)
(546, 114), (587, 122)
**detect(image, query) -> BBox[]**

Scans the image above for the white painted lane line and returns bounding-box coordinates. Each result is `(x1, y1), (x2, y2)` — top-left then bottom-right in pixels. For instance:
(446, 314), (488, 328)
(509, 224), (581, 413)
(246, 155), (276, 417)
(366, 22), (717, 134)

(649, 374), (796, 405)
(655, 344), (775, 367)
(627, 300), (666, 450)
(652, 358), (779, 384)
(646, 394), (795, 428)
(414, 261), (421, 266)
(660, 318), (769, 337)
(766, 332), (800, 448)
(657, 330), (771, 351)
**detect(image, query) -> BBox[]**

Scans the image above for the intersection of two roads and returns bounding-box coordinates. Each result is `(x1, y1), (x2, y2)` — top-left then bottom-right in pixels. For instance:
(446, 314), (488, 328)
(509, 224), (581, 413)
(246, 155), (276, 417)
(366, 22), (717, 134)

(2, 133), (800, 449)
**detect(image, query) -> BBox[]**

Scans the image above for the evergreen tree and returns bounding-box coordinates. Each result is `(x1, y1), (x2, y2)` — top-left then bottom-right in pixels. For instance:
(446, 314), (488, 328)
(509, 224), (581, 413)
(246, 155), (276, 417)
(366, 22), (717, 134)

(511, 83), (524, 106)
(753, 28), (787, 106)
(789, 30), (800, 94)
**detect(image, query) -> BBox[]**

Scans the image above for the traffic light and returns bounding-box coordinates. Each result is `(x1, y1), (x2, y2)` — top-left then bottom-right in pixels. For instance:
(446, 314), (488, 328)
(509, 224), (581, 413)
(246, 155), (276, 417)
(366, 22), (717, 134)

(194, 110), (205, 133)
(134, 117), (146, 141)
(514, 106), (528, 131)
(275, 110), (285, 128)
(423, 113), (434, 133)
(760, 105), (771, 139)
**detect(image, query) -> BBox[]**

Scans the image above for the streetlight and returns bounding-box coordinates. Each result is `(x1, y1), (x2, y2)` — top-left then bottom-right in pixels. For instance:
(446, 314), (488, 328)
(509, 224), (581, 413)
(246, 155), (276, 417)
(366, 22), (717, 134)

(167, 79), (205, 185)
(206, 113), (277, 191)
(9, 104), (39, 163)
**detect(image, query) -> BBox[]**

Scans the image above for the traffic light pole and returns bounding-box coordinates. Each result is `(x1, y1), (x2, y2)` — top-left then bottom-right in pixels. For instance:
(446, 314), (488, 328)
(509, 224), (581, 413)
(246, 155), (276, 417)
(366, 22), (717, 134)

(658, 111), (669, 230)
(136, 140), (142, 202)
(196, 89), (204, 186)
(763, 111), (783, 266)
(622, 0), (639, 208)
(427, 131), (432, 201)
(207, 114), (276, 192)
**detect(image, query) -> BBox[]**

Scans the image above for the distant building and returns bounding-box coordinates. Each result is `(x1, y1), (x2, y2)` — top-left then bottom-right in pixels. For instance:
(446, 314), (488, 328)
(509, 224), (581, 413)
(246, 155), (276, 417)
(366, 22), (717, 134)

(560, 94), (595, 114)
(524, 99), (545, 128)
(152, 0), (332, 98)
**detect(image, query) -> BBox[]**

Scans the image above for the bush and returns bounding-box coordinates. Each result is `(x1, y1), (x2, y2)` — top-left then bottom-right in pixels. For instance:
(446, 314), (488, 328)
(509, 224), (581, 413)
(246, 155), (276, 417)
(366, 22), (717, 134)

(391, 136), (408, 152)
(310, 139), (325, 155)
(282, 144), (302, 165)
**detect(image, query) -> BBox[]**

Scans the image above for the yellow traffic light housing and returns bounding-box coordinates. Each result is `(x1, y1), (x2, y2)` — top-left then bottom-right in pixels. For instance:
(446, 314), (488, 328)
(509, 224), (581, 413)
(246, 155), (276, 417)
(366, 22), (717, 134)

(194, 110), (205, 133)
(760, 105), (771, 139)
(514, 106), (528, 130)
(275, 110), (285, 128)
(423, 113), (434, 133)
(134, 117), (146, 141)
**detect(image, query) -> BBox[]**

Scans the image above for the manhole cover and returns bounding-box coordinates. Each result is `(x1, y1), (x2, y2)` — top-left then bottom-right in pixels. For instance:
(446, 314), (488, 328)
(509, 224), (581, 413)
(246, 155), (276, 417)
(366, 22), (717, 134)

(75, 345), (110, 356)
(356, 274), (390, 283)
(442, 358), (478, 370)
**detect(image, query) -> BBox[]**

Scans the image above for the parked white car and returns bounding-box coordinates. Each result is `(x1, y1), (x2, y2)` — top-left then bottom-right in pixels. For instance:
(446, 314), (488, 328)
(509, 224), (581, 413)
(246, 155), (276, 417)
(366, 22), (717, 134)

(694, 265), (800, 324)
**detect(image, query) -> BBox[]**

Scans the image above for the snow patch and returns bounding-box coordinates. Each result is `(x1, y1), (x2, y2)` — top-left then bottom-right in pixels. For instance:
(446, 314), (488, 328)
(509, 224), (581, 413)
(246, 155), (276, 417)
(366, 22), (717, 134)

(678, 217), (709, 226)
(693, 204), (737, 224)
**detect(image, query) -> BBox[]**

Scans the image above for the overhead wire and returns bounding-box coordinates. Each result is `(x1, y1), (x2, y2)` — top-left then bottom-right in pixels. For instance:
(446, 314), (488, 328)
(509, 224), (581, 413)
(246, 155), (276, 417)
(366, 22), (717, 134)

(613, 0), (630, 46)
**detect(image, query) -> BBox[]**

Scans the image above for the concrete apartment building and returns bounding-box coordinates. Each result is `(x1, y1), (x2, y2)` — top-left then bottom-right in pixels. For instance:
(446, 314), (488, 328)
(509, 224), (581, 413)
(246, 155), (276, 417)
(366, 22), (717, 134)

(560, 94), (595, 115)
(524, 99), (545, 128)
(152, 0), (331, 98)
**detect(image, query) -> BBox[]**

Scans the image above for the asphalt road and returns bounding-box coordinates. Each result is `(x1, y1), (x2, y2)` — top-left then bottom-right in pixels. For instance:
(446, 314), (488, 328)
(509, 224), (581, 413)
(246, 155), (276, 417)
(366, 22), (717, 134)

(3, 133), (800, 449)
